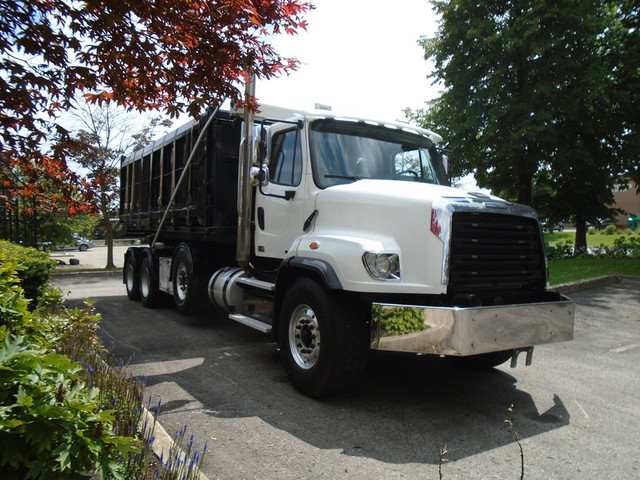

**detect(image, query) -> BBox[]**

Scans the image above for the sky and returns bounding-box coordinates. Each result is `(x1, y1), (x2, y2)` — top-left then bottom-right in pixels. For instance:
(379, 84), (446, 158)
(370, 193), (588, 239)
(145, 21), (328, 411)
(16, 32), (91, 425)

(256, 0), (442, 121)
(256, 2), (484, 191)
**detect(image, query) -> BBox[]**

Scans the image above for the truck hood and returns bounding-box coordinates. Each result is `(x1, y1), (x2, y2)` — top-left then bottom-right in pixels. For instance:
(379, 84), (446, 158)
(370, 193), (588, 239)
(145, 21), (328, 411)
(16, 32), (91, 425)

(302, 179), (538, 295)
(315, 179), (536, 218)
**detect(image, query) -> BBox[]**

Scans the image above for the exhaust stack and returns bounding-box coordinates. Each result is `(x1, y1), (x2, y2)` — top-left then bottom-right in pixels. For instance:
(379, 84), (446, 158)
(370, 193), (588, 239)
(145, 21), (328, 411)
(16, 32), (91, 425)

(236, 78), (256, 271)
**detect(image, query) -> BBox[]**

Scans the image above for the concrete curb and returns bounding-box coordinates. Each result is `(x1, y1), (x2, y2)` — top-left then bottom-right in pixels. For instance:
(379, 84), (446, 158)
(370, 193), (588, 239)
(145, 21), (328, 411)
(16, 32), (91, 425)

(52, 269), (123, 278)
(141, 407), (210, 480)
(550, 275), (629, 295)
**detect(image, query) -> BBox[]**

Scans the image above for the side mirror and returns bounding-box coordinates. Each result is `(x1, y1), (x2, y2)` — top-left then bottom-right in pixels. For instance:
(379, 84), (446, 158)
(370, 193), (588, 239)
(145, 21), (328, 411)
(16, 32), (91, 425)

(250, 165), (269, 187)
(441, 154), (450, 177)
(258, 165), (270, 186)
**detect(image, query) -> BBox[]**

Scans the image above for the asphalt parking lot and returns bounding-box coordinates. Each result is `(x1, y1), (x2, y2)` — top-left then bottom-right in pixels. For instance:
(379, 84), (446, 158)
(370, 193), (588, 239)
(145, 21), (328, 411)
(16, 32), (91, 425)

(53, 273), (640, 480)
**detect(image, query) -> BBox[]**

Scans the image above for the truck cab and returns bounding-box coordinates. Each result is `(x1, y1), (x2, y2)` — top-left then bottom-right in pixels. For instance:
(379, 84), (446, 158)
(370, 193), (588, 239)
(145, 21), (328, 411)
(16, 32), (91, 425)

(254, 111), (446, 262)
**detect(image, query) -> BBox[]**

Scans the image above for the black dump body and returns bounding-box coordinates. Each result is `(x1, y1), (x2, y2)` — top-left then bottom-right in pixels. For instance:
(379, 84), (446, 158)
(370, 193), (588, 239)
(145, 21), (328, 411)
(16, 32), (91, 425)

(119, 109), (241, 244)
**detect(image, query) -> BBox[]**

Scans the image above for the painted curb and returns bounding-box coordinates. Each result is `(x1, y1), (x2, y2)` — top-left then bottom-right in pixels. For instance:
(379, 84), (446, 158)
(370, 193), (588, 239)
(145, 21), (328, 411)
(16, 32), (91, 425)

(141, 407), (210, 480)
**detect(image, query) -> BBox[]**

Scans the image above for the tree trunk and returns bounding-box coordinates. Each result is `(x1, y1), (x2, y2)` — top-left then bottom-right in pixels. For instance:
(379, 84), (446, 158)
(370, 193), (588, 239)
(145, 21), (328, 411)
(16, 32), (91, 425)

(574, 216), (588, 256)
(104, 218), (115, 269)
(99, 197), (116, 269)
(517, 169), (533, 205)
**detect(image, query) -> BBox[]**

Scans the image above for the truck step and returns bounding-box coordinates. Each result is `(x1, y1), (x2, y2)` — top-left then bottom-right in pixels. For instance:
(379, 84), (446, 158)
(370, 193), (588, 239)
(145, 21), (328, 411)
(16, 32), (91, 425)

(228, 313), (272, 333)
(235, 277), (275, 292)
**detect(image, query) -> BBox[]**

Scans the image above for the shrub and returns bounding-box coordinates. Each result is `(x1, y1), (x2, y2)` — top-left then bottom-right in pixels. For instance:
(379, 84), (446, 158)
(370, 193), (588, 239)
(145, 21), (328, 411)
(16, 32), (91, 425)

(590, 237), (640, 259)
(545, 240), (574, 260)
(0, 266), (89, 351)
(0, 252), (206, 479)
(377, 306), (426, 335)
(0, 240), (56, 306)
(603, 224), (618, 235)
(0, 331), (139, 480)
(0, 262), (31, 326)
(0, 263), (139, 479)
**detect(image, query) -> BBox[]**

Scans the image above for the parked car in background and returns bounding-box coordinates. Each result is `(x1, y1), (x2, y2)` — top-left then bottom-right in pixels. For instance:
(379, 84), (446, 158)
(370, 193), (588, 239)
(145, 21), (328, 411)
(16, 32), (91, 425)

(40, 234), (94, 251)
(591, 218), (614, 231)
(541, 221), (565, 233)
(73, 234), (94, 251)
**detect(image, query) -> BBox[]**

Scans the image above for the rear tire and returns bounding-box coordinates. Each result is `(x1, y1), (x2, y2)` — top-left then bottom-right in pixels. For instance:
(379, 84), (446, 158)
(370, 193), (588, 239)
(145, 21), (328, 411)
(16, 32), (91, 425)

(172, 246), (205, 314)
(140, 255), (165, 308)
(124, 254), (140, 301)
(278, 278), (368, 397)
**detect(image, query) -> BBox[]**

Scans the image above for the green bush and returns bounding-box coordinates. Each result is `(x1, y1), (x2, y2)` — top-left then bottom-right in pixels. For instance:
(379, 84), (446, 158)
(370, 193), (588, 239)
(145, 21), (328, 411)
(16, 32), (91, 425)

(377, 306), (426, 336)
(0, 240), (56, 306)
(591, 236), (640, 259)
(603, 224), (618, 235)
(0, 262), (31, 326)
(0, 262), (141, 479)
(0, 263), (84, 350)
(545, 240), (574, 260)
(0, 247), (208, 479)
(0, 330), (138, 480)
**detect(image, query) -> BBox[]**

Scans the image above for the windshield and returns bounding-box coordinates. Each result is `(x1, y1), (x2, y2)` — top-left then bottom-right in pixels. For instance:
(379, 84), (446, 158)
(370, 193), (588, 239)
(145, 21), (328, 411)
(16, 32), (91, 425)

(309, 119), (448, 188)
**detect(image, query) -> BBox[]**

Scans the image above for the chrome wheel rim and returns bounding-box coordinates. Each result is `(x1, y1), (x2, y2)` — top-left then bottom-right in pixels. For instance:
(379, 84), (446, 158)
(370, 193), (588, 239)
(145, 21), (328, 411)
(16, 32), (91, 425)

(175, 262), (189, 302)
(125, 263), (135, 292)
(140, 265), (150, 298)
(288, 304), (321, 370)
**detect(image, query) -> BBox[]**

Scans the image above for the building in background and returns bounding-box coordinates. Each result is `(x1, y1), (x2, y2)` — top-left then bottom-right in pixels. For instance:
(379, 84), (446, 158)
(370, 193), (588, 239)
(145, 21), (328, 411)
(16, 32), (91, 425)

(612, 180), (640, 229)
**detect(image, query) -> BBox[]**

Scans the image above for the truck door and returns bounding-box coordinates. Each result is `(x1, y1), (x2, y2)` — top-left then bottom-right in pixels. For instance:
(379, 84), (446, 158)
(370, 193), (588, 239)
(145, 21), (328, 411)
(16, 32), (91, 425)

(254, 125), (306, 259)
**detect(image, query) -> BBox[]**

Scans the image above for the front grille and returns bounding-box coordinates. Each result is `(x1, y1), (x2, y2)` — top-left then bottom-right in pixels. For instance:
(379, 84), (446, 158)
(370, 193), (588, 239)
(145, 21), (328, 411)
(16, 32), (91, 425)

(448, 212), (546, 294)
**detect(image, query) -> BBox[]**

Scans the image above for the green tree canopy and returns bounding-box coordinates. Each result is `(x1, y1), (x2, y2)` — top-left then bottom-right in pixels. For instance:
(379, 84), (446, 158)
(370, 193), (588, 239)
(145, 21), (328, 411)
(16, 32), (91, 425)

(409, 0), (638, 253)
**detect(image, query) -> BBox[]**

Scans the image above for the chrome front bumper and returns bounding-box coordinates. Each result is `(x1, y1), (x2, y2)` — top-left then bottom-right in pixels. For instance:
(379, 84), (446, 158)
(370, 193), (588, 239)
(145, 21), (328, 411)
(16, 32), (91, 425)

(370, 295), (575, 355)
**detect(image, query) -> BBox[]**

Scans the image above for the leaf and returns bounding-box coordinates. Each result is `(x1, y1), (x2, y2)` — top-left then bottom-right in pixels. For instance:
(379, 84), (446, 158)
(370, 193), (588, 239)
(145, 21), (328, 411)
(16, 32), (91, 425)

(0, 418), (26, 429)
(16, 385), (34, 407)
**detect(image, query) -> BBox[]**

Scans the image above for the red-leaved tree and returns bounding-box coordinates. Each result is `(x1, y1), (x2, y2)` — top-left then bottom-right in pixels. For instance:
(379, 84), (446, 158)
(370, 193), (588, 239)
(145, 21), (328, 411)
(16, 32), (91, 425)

(0, 0), (311, 219)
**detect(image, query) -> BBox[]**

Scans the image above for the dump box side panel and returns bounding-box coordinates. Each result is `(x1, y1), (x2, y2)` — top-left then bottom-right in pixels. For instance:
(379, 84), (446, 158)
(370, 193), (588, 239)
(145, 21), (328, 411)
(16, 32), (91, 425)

(119, 111), (241, 242)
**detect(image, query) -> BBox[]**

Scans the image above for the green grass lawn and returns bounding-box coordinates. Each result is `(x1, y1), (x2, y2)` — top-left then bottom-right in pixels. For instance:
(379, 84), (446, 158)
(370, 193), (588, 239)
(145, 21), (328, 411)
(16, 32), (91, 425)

(548, 257), (640, 285)
(544, 231), (640, 284)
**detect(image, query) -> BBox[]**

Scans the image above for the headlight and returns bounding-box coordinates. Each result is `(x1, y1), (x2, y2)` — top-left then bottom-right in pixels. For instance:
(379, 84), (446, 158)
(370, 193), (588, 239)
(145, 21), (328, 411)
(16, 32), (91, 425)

(362, 252), (400, 280)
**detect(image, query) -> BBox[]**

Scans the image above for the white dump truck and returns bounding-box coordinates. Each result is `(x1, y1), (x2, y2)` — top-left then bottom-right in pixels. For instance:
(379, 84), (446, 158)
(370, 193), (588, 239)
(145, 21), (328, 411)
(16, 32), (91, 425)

(120, 100), (575, 397)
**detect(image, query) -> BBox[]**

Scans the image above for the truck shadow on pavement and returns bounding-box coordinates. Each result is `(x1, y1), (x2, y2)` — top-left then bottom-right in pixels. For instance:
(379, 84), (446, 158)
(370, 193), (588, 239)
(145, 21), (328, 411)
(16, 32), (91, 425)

(85, 296), (571, 466)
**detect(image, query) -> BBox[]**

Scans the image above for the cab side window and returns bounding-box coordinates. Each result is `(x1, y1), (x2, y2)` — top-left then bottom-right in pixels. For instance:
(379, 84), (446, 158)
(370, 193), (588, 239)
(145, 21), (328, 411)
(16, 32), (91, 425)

(271, 129), (302, 186)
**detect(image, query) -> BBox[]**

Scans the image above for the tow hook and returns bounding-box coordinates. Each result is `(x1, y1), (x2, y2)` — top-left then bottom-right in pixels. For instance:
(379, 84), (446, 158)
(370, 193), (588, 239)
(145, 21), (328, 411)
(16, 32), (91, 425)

(510, 347), (534, 368)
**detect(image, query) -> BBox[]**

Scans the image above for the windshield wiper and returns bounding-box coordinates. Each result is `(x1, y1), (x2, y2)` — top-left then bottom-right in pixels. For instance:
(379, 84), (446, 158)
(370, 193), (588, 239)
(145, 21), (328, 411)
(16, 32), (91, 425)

(324, 174), (368, 181)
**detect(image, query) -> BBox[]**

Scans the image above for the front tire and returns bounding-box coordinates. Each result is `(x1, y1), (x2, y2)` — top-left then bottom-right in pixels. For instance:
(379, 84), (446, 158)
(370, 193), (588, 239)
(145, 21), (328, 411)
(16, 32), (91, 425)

(278, 278), (368, 397)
